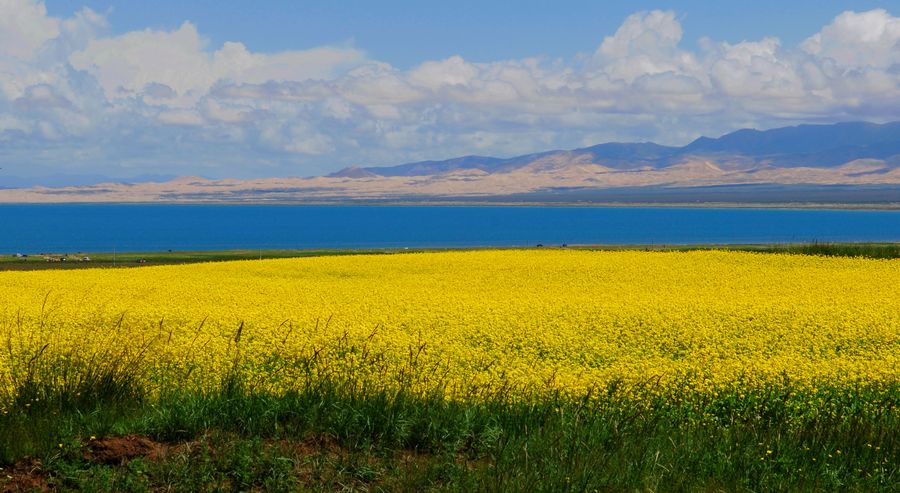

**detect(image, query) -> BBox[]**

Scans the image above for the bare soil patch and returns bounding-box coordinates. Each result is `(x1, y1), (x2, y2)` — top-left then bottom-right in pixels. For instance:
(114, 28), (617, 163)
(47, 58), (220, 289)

(0, 458), (49, 493)
(82, 434), (161, 465)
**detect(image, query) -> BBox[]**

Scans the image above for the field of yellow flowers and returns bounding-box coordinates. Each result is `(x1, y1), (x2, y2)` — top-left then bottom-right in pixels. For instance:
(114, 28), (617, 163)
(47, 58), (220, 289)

(1, 250), (898, 412)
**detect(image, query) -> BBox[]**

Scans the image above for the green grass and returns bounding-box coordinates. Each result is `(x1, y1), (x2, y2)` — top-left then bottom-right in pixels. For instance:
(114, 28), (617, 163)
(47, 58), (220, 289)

(748, 242), (900, 259)
(586, 242), (900, 259)
(2, 356), (898, 492)
(3, 242), (898, 272)
(0, 248), (411, 270)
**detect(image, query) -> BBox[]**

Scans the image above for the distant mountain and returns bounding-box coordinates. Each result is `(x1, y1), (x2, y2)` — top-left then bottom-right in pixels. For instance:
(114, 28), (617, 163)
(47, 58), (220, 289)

(683, 121), (900, 156)
(682, 121), (900, 167)
(351, 155), (507, 177)
(2, 122), (899, 204)
(579, 142), (680, 170)
(331, 121), (900, 177)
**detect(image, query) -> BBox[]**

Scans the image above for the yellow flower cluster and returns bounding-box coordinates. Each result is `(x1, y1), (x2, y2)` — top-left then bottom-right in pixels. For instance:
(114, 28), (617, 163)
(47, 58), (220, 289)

(1, 250), (898, 404)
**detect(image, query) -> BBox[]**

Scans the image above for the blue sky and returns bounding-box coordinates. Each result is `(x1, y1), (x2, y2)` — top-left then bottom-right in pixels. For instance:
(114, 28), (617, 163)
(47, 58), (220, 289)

(45, 0), (896, 67)
(2, 1), (900, 182)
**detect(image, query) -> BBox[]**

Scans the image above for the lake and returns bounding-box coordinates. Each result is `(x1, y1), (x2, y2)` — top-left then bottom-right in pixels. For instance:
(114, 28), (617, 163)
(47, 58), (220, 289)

(1, 204), (898, 253)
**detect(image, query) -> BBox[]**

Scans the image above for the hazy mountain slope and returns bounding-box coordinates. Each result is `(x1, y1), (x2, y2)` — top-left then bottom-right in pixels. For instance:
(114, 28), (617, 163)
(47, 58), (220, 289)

(332, 121), (900, 177)
(1, 122), (898, 204)
(682, 121), (900, 157)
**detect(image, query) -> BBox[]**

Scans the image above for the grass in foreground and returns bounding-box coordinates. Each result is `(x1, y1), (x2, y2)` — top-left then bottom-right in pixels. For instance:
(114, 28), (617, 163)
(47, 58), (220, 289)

(1, 363), (898, 492)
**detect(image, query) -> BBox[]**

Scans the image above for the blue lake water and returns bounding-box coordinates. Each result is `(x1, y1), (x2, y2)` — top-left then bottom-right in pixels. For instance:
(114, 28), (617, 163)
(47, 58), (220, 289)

(1, 204), (898, 253)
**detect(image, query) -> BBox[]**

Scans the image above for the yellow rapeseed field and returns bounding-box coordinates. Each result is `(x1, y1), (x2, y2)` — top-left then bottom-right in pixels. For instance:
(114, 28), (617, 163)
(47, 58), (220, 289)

(1, 250), (898, 409)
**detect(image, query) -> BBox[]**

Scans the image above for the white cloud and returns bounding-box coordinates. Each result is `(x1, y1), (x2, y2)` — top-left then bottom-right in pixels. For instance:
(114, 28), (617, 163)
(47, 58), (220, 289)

(0, 2), (899, 180)
(594, 10), (701, 83)
(408, 55), (480, 88)
(68, 21), (365, 101)
(157, 109), (205, 126)
(285, 130), (334, 155)
(0, 0), (59, 59)
(707, 38), (806, 101)
(201, 98), (257, 124)
(802, 9), (900, 69)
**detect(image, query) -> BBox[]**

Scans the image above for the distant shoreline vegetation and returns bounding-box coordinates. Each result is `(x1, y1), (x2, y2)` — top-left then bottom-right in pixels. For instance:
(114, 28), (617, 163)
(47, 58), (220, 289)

(2, 242), (900, 271)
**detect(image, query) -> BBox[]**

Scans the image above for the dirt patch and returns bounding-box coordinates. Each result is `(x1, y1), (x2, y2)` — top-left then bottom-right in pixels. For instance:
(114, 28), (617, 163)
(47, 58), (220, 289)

(83, 434), (161, 465)
(0, 458), (49, 493)
(1, 433), (459, 491)
(276, 434), (342, 458)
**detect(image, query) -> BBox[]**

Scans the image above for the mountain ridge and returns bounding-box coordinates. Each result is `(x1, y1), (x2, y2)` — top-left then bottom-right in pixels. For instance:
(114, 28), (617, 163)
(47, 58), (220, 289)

(1, 121), (899, 204)
(331, 121), (900, 177)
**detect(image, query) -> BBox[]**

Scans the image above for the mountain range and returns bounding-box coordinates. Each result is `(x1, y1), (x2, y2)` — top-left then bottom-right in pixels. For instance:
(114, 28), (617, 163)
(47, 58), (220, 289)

(332, 121), (900, 177)
(2, 121), (899, 204)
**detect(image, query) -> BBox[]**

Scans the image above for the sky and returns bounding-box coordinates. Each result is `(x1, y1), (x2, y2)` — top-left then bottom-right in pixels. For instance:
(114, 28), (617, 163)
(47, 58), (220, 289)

(2, 0), (900, 182)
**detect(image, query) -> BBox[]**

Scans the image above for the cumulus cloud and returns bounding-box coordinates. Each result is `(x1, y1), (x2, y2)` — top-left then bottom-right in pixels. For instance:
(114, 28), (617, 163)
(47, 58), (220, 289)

(0, 0), (59, 59)
(0, 0), (898, 180)
(802, 9), (900, 69)
(595, 10), (701, 83)
(68, 22), (365, 103)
